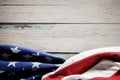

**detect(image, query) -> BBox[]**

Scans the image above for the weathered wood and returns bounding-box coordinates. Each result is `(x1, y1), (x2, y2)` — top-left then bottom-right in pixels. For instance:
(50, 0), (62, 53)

(49, 52), (78, 59)
(0, 0), (66, 5)
(0, 24), (54, 30)
(0, 0), (120, 23)
(0, 24), (120, 52)
(0, 0), (120, 6)
(52, 53), (76, 59)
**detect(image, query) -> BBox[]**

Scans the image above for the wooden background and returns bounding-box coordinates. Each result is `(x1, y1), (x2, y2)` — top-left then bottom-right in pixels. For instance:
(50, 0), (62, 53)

(0, 0), (120, 59)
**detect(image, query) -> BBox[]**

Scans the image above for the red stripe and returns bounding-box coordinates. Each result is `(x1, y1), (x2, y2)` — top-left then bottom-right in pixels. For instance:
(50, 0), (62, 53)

(43, 52), (120, 80)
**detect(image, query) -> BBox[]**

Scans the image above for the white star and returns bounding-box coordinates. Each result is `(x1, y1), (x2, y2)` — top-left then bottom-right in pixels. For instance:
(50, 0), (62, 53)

(32, 76), (35, 79)
(33, 52), (40, 56)
(45, 57), (53, 62)
(32, 62), (41, 68)
(22, 68), (25, 70)
(8, 62), (17, 67)
(8, 72), (16, 77)
(1, 53), (10, 59)
(36, 52), (40, 56)
(10, 47), (21, 53)
(0, 70), (5, 73)
(23, 54), (32, 59)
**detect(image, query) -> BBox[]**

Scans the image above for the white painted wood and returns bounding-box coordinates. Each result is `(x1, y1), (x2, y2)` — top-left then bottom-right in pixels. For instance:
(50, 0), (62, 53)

(54, 53), (76, 59)
(0, 0), (120, 23)
(0, 0), (120, 6)
(0, 24), (120, 52)
(0, 0), (120, 59)
(0, 0), (67, 5)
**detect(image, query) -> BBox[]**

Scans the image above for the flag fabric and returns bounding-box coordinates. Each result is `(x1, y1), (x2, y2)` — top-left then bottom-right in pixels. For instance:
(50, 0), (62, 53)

(0, 44), (65, 80)
(42, 47), (120, 80)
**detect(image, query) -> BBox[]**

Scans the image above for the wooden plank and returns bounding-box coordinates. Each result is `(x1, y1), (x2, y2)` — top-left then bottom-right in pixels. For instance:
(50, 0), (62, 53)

(52, 53), (76, 59)
(0, 0), (120, 23)
(49, 52), (78, 59)
(0, 0), (120, 6)
(0, 38), (120, 52)
(0, 24), (54, 30)
(0, 24), (120, 52)
(0, 0), (66, 5)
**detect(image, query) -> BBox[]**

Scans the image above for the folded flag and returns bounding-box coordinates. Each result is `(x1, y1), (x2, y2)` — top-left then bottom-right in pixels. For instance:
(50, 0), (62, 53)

(0, 44), (65, 80)
(42, 47), (120, 80)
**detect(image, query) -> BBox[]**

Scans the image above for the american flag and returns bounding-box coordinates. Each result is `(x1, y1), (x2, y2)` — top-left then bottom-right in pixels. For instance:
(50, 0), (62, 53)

(0, 44), (65, 80)
(42, 47), (120, 80)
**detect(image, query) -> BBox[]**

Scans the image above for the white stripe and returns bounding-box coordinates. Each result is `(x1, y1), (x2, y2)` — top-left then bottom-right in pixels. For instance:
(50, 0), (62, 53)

(58, 46), (120, 71)
(42, 46), (120, 79)
(62, 60), (120, 80)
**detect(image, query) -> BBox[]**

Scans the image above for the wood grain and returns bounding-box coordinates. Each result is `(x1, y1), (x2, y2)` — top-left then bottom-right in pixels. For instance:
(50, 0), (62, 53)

(0, 0), (120, 23)
(0, 24), (120, 52)
(0, 0), (120, 6)
(0, 0), (120, 59)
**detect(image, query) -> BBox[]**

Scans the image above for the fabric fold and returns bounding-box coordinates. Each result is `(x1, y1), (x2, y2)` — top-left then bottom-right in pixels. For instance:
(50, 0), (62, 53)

(0, 44), (65, 80)
(42, 47), (120, 80)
